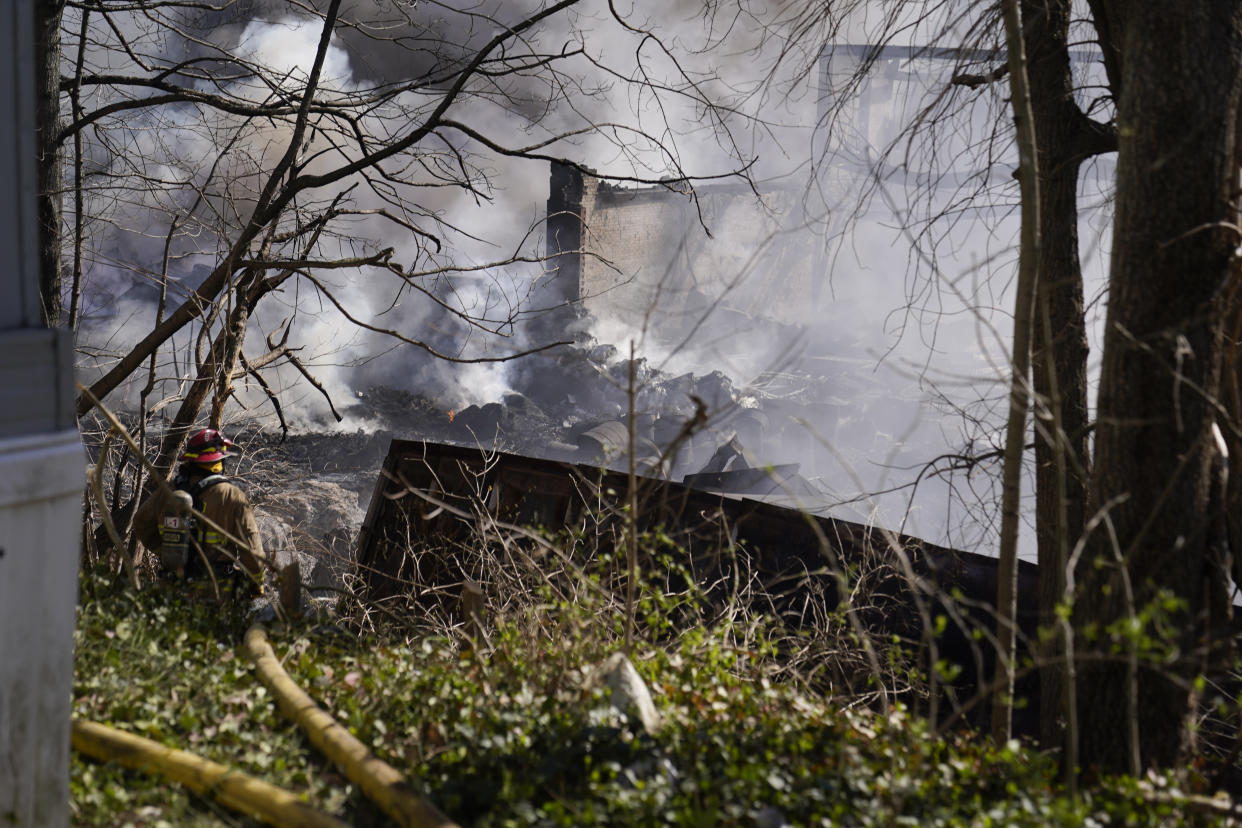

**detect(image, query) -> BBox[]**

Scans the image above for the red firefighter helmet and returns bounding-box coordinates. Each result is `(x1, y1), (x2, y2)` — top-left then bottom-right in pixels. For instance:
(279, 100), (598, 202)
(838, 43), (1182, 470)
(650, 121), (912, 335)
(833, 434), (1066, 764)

(180, 428), (235, 464)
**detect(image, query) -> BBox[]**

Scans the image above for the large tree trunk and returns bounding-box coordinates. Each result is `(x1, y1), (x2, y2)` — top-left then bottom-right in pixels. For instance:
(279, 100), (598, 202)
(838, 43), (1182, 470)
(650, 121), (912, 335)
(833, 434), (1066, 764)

(1022, 0), (1094, 753)
(1077, 0), (1242, 774)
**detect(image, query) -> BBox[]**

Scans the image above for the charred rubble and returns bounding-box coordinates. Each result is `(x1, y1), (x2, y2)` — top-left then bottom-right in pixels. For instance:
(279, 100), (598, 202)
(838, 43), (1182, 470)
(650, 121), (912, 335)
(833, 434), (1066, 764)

(241, 341), (1034, 730)
(331, 339), (906, 488)
(245, 338), (938, 603)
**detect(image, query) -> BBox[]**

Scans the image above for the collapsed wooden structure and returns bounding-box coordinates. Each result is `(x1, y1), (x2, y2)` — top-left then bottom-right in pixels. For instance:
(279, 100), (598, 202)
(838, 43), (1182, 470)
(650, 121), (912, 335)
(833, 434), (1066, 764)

(355, 439), (1039, 725)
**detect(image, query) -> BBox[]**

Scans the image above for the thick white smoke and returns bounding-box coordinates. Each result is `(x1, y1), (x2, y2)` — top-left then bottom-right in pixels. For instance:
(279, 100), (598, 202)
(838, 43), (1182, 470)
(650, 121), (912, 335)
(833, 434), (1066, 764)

(71, 1), (1113, 556)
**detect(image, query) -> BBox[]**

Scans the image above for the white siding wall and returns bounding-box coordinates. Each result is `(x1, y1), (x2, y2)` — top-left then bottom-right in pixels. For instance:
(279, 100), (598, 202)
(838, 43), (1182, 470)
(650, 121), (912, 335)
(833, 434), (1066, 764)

(0, 432), (83, 826)
(0, 3), (84, 825)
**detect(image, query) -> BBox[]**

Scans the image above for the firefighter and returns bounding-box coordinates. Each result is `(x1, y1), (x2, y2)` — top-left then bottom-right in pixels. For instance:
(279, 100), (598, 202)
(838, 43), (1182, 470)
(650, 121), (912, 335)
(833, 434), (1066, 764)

(133, 428), (266, 598)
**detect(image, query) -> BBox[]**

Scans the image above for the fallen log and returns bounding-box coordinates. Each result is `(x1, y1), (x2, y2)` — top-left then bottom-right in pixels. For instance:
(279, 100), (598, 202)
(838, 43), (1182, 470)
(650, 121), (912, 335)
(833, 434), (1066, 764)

(244, 624), (459, 828)
(71, 718), (348, 828)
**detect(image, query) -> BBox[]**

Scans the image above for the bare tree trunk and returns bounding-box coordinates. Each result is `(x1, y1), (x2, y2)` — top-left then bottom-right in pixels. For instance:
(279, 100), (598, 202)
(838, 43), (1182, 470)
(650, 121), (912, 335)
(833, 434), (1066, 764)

(1078, 0), (1242, 774)
(209, 280), (253, 429)
(993, 0), (1041, 746)
(152, 298), (251, 479)
(66, 5), (89, 331)
(35, 0), (64, 327)
(1022, 0), (1097, 755)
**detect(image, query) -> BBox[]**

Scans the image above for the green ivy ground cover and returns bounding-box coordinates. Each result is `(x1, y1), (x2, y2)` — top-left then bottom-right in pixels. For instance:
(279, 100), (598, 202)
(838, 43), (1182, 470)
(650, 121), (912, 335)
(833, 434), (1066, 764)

(71, 566), (1211, 826)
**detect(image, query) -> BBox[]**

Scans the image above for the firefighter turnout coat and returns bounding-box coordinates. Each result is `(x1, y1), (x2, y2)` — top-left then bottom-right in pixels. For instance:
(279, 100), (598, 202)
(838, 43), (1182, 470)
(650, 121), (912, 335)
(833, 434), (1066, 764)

(134, 475), (266, 576)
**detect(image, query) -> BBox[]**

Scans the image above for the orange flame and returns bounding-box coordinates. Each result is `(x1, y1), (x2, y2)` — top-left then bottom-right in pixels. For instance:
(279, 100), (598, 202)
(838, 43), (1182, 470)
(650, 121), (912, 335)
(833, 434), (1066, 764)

(447, 410), (456, 422)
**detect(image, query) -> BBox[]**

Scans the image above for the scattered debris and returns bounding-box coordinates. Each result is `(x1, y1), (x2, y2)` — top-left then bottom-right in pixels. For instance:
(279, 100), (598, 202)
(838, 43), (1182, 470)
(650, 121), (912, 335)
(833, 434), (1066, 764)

(585, 653), (662, 735)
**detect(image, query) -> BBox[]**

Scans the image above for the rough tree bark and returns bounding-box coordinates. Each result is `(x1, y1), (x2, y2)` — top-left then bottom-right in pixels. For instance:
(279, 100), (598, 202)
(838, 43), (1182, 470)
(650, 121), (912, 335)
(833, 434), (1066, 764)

(35, 0), (64, 327)
(993, 0), (1041, 746)
(1021, 0), (1101, 753)
(1077, 0), (1242, 774)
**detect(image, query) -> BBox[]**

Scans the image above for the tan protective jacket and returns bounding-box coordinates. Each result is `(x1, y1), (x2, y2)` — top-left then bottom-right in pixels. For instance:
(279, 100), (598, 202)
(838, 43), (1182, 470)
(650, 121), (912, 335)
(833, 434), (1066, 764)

(134, 477), (265, 575)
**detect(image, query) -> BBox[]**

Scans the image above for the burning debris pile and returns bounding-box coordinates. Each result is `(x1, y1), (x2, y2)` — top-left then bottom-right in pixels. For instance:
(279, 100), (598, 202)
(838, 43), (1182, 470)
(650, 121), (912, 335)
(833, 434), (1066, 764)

(222, 339), (935, 610)
(330, 340), (909, 495)
(346, 343), (748, 472)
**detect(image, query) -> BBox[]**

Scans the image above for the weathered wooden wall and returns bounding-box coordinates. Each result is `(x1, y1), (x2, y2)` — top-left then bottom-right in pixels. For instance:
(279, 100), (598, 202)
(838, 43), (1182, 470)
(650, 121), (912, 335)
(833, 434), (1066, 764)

(356, 439), (1039, 730)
